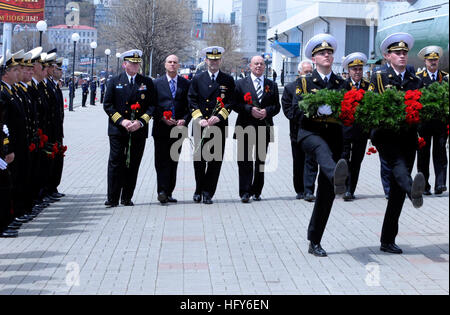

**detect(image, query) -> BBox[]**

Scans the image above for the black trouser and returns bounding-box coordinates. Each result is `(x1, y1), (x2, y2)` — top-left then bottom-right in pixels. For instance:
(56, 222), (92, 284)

(101, 91), (105, 104)
(0, 170), (13, 231)
(9, 151), (31, 218)
(237, 130), (270, 197)
(154, 134), (183, 197)
(193, 126), (226, 198)
(380, 155), (392, 196)
(300, 124), (343, 244)
(90, 91), (96, 105)
(30, 151), (40, 203)
(376, 135), (417, 244)
(48, 139), (64, 194)
(291, 140), (318, 195)
(82, 92), (88, 107)
(343, 137), (368, 195)
(37, 151), (52, 200)
(107, 135), (146, 203)
(417, 121), (448, 191)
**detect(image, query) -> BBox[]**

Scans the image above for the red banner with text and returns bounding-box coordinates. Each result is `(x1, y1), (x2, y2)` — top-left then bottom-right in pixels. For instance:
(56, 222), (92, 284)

(0, 0), (45, 24)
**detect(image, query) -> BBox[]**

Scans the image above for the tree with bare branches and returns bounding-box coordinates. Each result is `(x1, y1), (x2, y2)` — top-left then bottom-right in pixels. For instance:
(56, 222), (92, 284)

(204, 20), (246, 76)
(105, 0), (193, 77)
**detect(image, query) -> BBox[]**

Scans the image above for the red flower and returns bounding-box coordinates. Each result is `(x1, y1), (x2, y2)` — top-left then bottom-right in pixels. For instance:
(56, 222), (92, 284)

(367, 147), (378, 154)
(265, 85), (270, 93)
(404, 90), (422, 125)
(340, 90), (364, 126)
(217, 97), (225, 108)
(244, 92), (252, 105)
(163, 111), (173, 120)
(29, 143), (36, 152)
(37, 129), (43, 136)
(52, 143), (59, 154)
(131, 103), (141, 111)
(418, 137), (427, 150)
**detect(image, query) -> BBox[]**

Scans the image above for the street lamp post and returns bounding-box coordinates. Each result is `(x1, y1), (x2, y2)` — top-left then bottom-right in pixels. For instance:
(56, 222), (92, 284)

(105, 49), (111, 78)
(116, 52), (121, 75)
(36, 20), (47, 46)
(90, 41), (97, 78)
(69, 32), (80, 112)
(281, 55), (286, 87)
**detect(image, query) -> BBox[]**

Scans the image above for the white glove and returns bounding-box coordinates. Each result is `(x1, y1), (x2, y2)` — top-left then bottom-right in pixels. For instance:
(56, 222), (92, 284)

(317, 105), (333, 116)
(2, 125), (9, 137)
(0, 158), (7, 170)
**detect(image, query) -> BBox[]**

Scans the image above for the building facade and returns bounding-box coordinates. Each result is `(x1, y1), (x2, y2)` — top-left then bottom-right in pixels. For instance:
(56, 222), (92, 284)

(232, 0), (269, 57)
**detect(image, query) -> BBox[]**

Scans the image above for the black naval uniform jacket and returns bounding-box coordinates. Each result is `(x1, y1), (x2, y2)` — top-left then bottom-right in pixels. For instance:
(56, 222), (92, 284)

(293, 70), (345, 144)
(233, 75), (280, 141)
(369, 67), (421, 146)
(152, 75), (192, 138)
(104, 72), (156, 139)
(188, 70), (235, 129)
(282, 77), (305, 143)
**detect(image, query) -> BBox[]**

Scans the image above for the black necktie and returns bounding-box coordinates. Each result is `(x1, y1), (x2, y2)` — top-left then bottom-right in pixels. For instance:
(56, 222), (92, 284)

(324, 77), (328, 85)
(130, 77), (134, 87)
(211, 74), (215, 83)
(398, 74), (403, 82)
(432, 74), (436, 82)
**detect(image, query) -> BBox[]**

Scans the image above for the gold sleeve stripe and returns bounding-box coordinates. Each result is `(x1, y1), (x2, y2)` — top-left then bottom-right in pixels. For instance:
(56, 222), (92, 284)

(141, 114), (151, 124)
(112, 112), (122, 123)
(3, 138), (9, 145)
(376, 73), (385, 94)
(219, 108), (229, 120)
(302, 78), (308, 95)
(192, 109), (203, 119)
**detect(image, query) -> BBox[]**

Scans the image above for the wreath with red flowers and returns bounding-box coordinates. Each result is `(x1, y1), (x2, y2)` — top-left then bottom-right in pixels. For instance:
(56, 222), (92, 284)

(340, 89), (365, 127)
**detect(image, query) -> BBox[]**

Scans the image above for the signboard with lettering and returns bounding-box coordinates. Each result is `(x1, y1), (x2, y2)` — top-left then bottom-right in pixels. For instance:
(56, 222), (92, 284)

(0, 0), (45, 24)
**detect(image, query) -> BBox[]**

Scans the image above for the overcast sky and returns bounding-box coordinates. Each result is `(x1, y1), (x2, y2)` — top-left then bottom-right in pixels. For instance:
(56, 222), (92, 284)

(197, 0), (233, 22)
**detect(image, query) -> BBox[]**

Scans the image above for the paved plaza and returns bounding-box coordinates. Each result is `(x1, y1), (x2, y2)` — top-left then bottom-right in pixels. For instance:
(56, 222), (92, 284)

(0, 90), (448, 295)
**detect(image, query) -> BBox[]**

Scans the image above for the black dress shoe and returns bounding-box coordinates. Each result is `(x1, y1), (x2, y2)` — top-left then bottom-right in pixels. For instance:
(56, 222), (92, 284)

(333, 159), (349, 196)
(193, 194), (202, 203)
(296, 193), (304, 200)
(380, 243), (403, 254)
(252, 195), (262, 201)
(9, 221), (22, 228)
(423, 190), (432, 196)
(167, 196), (178, 203)
(203, 193), (213, 205)
(51, 192), (65, 199)
(343, 192), (353, 202)
(46, 195), (60, 202)
(241, 193), (251, 203)
(121, 200), (134, 206)
(7, 224), (21, 230)
(14, 216), (30, 223)
(410, 173), (425, 208)
(158, 192), (168, 204)
(105, 201), (118, 208)
(304, 193), (316, 203)
(435, 185), (447, 195)
(308, 242), (327, 257)
(0, 230), (18, 238)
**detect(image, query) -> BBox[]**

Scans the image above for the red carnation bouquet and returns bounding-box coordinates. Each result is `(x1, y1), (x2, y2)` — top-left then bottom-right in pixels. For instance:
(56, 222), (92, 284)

(163, 111), (173, 121)
(404, 90), (423, 126)
(366, 146), (378, 155)
(340, 89), (365, 127)
(194, 97), (226, 154)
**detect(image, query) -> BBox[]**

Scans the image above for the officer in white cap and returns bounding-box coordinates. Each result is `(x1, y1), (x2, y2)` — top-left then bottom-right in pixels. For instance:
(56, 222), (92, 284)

(369, 32), (425, 255)
(341, 52), (371, 202)
(188, 46), (235, 205)
(103, 48), (156, 208)
(416, 45), (448, 196)
(293, 33), (348, 257)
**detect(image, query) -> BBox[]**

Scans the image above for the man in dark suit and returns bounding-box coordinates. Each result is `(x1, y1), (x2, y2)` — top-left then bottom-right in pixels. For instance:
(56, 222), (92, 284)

(282, 60), (318, 202)
(103, 49), (156, 207)
(81, 79), (89, 107)
(292, 34), (349, 257)
(188, 46), (235, 204)
(153, 55), (191, 204)
(369, 33), (425, 254)
(341, 52), (371, 201)
(90, 77), (97, 106)
(416, 45), (448, 196)
(233, 56), (280, 203)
